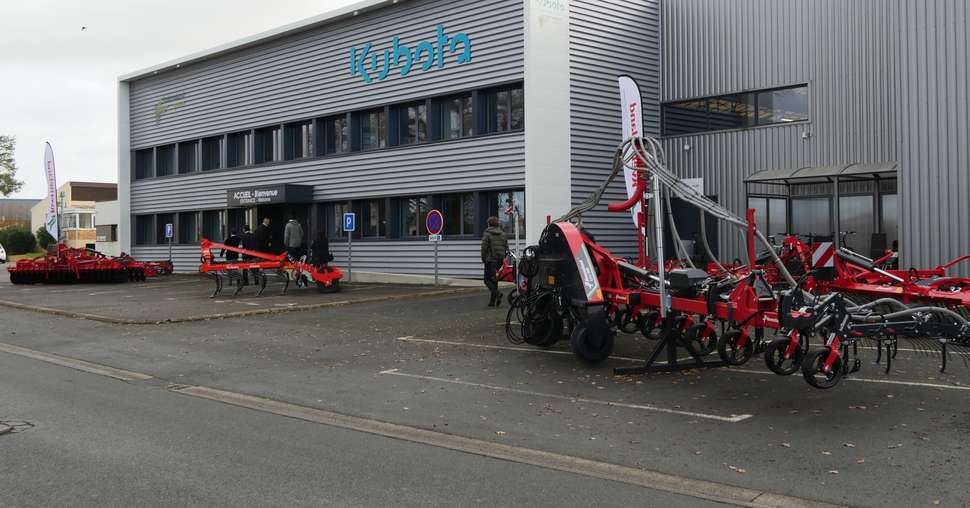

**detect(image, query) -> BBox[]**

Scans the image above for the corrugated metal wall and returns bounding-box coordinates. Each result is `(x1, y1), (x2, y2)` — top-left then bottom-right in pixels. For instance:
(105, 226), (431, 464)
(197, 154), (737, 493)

(569, 0), (661, 258)
(127, 0), (524, 276)
(662, 0), (970, 273)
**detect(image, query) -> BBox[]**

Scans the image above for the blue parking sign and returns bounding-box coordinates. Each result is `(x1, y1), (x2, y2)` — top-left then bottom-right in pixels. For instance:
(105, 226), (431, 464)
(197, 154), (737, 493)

(164, 223), (174, 239)
(343, 212), (356, 232)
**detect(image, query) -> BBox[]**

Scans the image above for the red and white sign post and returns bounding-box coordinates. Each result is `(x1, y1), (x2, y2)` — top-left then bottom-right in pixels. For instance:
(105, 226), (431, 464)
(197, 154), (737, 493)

(426, 210), (444, 286)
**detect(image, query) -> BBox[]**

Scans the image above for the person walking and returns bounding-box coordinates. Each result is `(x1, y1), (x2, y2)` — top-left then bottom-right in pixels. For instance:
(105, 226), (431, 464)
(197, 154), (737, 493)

(310, 229), (333, 270)
(239, 224), (258, 285)
(255, 217), (273, 253)
(481, 216), (509, 308)
(221, 229), (241, 261)
(283, 217), (305, 261)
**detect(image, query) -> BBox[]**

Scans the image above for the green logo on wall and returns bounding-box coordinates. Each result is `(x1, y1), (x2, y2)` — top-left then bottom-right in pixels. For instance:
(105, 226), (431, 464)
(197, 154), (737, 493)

(154, 94), (186, 124)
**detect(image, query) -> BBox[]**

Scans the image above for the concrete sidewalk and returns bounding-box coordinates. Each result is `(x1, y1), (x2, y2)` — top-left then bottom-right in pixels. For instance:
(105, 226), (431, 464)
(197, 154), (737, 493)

(0, 271), (480, 324)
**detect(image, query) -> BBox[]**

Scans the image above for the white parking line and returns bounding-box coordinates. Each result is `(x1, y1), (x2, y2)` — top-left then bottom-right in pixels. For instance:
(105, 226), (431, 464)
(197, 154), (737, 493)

(379, 368), (753, 423)
(396, 337), (970, 392)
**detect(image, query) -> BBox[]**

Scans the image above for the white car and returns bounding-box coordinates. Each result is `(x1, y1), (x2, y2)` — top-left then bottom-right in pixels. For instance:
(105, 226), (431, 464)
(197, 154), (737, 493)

(0, 242), (6, 263)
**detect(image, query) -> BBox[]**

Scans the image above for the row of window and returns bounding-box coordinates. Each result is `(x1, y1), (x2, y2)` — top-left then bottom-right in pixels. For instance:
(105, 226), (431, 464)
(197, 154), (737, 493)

(133, 190), (525, 245)
(662, 84), (809, 137)
(133, 83), (525, 180)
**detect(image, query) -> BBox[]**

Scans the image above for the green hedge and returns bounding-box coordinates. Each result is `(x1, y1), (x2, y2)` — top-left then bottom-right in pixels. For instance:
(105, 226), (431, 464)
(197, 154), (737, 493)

(0, 225), (37, 255)
(35, 227), (56, 249)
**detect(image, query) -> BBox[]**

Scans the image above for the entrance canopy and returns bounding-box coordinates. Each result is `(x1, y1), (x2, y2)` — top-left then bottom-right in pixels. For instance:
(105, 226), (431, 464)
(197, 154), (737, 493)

(745, 162), (897, 185)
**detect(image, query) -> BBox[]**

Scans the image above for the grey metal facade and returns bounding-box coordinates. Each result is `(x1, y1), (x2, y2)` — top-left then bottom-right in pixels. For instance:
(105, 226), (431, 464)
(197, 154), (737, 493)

(569, 0), (661, 258)
(661, 0), (970, 274)
(125, 0), (525, 276)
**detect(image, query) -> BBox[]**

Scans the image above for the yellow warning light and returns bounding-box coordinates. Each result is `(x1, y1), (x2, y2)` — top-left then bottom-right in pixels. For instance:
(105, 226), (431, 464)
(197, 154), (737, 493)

(547, 275), (556, 285)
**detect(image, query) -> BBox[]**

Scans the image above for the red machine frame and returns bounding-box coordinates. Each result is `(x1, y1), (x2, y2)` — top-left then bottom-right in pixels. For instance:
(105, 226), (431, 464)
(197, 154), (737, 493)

(198, 238), (342, 297)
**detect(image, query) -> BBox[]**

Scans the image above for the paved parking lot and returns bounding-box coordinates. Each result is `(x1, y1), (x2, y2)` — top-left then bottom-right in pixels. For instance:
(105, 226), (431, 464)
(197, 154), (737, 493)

(1, 277), (969, 507)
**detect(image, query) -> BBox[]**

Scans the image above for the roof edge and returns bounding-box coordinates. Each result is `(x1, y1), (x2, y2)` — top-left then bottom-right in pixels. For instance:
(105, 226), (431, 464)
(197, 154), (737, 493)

(119, 0), (403, 83)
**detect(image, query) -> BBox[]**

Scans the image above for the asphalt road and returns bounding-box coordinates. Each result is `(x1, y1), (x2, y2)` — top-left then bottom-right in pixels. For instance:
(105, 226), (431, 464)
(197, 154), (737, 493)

(1, 284), (969, 507)
(0, 351), (722, 508)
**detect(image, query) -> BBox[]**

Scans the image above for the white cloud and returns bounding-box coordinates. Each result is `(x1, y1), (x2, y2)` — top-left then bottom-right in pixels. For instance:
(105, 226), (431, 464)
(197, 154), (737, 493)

(0, 0), (360, 199)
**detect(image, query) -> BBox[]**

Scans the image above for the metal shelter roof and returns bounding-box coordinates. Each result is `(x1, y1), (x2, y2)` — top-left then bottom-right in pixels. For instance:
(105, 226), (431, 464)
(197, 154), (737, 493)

(745, 162), (898, 184)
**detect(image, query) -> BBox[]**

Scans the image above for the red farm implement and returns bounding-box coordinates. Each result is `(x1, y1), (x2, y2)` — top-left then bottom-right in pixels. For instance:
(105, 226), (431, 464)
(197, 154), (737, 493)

(7, 244), (173, 285)
(505, 135), (970, 390)
(199, 238), (342, 298)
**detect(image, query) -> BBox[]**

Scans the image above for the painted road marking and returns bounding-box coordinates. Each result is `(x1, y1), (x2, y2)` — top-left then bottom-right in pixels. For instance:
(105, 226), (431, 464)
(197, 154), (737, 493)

(379, 368), (752, 423)
(171, 385), (829, 507)
(397, 337), (970, 392)
(0, 342), (152, 381)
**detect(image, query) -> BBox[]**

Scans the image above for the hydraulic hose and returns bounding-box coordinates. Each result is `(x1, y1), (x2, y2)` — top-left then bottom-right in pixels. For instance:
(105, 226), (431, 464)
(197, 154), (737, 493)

(699, 209), (731, 276)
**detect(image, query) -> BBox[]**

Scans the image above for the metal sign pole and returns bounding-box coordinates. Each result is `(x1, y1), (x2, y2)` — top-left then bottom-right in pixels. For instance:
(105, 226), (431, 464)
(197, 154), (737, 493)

(513, 209), (520, 255)
(348, 232), (353, 282)
(653, 176), (668, 316)
(434, 240), (439, 286)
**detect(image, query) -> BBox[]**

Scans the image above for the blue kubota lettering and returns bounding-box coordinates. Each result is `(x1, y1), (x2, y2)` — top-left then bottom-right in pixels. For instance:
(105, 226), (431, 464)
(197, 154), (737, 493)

(349, 24), (473, 83)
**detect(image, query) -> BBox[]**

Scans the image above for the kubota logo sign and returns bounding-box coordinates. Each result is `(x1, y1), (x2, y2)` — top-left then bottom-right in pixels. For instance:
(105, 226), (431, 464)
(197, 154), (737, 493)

(349, 24), (473, 84)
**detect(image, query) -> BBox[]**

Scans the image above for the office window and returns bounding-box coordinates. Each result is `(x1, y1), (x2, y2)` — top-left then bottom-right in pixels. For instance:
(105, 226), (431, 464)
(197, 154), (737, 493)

(360, 199), (387, 238)
(358, 109), (386, 151)
(396, 101), (428, 145)
(662, 84), (808, 136)
(283, 121), (312, 160)
(226, 131), (250, 168)
(96, 224), (118, 242)
(317, 115), (350, 155)
(440, 193), (476, 236)
(253, 126), (277, 164)
(495, 190), (525, 238)
(756, 86), (809, 124)
(155, 212), (175, 244)
(134, 148), (154, 180)
(178, 211), (198, 244)
(402, 196), (431, 237)
(178, 140), (198, 174)
(436, 94), (473, 140)
(134, 215), (153, 245)
(201, 136), (222, 171)
(155, 144), (176, 177)
(331, 202), (352, 239)
(202, 210), (222, 241)
(78, 213), (94, 229)
(482, 84), (524, 134)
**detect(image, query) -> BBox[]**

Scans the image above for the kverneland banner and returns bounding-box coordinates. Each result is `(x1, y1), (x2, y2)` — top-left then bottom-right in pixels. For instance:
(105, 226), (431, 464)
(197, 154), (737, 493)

(618, 75), (644, 229)
(44, 142), (58, 240)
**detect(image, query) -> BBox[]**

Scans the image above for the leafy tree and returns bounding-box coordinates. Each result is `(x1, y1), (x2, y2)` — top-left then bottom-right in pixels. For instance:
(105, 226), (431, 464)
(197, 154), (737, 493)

(0, 226), (37, 255)
(36, 227), (57, 249)
(0, 135), (24, 197)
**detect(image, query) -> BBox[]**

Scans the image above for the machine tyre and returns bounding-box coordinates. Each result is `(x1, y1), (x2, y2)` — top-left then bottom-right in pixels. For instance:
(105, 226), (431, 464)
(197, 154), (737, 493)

(684, 323), (718, 356)
(801, 349), (844, 389)
(637, 311), (664, 340)
(569, 321), (615, 363)
(717, 329), (754, 366)
(764, 336), (804, 376)
(316, 279), (340, 293)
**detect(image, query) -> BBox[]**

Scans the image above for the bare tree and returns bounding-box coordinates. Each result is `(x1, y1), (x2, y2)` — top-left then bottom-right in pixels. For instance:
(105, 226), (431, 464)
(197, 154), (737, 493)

(0, 135), (24, 197)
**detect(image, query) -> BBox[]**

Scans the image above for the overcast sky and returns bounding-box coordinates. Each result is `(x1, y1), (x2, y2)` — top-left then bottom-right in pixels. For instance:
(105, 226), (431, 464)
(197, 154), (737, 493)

(0, 0), (361, 199)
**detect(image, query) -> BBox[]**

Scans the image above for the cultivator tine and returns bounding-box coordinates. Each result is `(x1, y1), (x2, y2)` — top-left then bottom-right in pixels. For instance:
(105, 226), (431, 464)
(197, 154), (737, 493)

(209, 273), (224, 298)
(278, 270), (290, 296)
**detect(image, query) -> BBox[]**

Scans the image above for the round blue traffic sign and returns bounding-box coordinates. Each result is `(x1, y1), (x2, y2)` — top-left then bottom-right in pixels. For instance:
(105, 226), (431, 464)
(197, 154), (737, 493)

(426, 209), (444, 235)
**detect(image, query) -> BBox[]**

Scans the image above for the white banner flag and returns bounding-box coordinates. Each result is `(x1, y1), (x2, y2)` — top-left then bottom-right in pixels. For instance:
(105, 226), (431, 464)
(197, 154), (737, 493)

(618, 75), (644, 228)
(44, 142), (58, 240)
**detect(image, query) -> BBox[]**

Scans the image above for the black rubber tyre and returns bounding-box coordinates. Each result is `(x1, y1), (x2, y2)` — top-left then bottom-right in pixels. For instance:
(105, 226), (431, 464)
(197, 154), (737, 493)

(764, 336), (804, 376)
(618, 310), (640, 334)
(637, 310), (664, 340)
(801, 348), (844, 389)
(683, 323), (718, 356)
(717, 329), (754, 366)
(316, 279), (340, 293)
(570, 322), (615, 364)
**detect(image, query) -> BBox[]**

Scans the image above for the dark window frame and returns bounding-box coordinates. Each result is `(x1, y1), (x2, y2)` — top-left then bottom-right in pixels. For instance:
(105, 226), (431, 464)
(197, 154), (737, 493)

(662, 83), (809, 137)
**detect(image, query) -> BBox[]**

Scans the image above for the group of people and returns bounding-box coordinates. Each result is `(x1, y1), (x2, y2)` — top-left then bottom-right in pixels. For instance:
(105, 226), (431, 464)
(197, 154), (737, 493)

(221, 217), (332, 269)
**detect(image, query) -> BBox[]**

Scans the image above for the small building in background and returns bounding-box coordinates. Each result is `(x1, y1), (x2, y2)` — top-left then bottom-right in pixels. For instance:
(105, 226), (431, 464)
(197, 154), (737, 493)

(31, 182), (118, 249)
(0, 198), (37, 229)
(95, 200), (120, 256)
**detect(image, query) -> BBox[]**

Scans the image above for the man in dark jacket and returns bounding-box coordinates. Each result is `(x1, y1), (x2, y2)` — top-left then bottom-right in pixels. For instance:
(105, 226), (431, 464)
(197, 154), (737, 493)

(481, 216), (509, 307)
(255, 217), (273, 253)
(221, 230), (241, 261)
(239, 224), (258, 285)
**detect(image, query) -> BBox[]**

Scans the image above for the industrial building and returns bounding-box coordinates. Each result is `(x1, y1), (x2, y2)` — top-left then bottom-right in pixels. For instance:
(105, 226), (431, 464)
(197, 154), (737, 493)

(30, 181), (117, 250)
(119, 0), (969, 276)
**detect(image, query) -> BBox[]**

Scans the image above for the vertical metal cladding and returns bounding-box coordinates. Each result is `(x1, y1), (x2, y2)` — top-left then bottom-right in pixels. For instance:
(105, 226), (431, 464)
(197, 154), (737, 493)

(568, 0), (661, 258)
(126, 0), (525, 276)
(662, 0), (970, 273)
